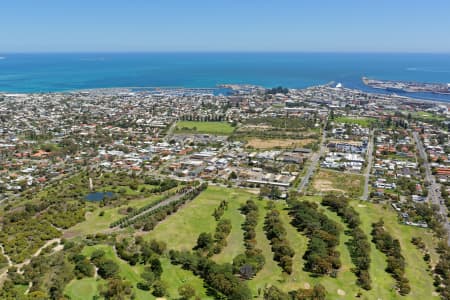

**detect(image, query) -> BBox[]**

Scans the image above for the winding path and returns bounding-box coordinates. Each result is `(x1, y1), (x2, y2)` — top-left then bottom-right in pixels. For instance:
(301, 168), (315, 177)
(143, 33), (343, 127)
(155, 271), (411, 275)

(0, 238), (62, 288)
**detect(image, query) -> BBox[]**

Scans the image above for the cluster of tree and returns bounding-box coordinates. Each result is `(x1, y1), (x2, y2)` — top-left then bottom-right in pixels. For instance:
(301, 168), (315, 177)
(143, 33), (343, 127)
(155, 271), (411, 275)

(170, 250), (252, 299)
(260, 186), (282, 199)
(289, 201), (341, 276)
(396, 177), (422, 196)
(179, 114), (227, 122)
(266, 86), (289, 95)
(194, 219), (232, 257)
(371, 220), (410, 295)
(0, 217), (61, 263)
(111, 183), (207, 229)
(0, 252), (9, 269)
(90, 250), (120, 279)
(404, 202), (446, 237)
(322, 195), (372, 290)
(411, 236), (431, 263)
(100, 278), (135, 300)
(109, 193), (173, 227)
(114, 237), (167, 268)
(434, 241), (450, 299)
(1, 240), (89, 299)
(143, 176), (179, 193)
(41, 201), (86, 229)
(212, 200), (229, 220)
(0, 170), (166, 264)
(263, 284), (327, 300)
(263, 206), (295, 274)
(232, 200), (265, 279)
(382, 116), (409, 129)
(71, 253), (95, 278)
(137, 259), (168, 297)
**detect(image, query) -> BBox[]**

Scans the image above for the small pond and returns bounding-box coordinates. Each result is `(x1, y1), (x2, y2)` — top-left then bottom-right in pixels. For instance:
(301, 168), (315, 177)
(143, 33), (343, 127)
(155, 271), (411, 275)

(85, 191), (115, 202)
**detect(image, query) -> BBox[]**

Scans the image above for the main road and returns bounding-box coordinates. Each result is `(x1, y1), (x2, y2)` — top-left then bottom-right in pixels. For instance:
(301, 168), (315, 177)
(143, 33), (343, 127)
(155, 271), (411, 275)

(361, 129), (374, 200)
(297, 119), (327, 193)
(414, 131), (450, 245)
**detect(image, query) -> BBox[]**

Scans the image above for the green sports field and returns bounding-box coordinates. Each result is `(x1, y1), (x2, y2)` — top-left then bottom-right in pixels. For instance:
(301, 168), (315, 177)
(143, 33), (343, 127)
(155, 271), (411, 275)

(175, 121), (235, 135)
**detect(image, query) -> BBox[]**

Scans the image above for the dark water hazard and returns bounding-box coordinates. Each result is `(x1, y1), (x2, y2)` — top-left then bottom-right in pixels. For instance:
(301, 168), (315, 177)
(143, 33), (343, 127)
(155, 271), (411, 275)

(85, 191), (115, 202)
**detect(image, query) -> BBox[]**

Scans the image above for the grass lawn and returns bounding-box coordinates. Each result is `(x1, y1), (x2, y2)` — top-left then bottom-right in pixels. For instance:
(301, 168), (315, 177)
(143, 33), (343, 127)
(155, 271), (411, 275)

(248, 200), (285, 296)
(334, 116), (377, 127)
(254, 196), (440, 300)
(81, 184), (437, 300)
(352, 201), (439, 300)
(175, 121), (235, 135)
(411, 111), (446, 122)
(65, 244), (210, 300)
(143, 187), (220, 250)
(64, 277), (104, 300)
(144, 186), (255, 251)
(212, 192), (247, 264)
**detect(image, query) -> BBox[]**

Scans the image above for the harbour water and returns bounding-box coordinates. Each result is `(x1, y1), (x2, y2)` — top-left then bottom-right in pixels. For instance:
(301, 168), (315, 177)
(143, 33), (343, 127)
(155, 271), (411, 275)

(0, 52), (449, 101)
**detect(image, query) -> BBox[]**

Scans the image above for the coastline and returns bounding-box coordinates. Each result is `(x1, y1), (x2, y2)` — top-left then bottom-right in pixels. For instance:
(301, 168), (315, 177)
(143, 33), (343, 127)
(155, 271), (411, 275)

(2, 83), (450, 105)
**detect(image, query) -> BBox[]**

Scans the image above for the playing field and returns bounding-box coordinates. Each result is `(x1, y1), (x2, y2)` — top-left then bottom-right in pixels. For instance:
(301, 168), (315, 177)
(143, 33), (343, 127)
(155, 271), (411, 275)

(175, 121), (235, 135)
(334, 116), (376, 127)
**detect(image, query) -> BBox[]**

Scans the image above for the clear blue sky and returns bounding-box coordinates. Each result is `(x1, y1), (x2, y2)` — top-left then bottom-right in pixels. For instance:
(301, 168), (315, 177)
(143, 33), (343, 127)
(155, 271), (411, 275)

(1, 0), (450, 53)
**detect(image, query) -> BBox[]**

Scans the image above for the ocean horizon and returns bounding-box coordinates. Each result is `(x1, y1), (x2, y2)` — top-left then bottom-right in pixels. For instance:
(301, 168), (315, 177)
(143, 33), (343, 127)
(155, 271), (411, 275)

(1, 52), (450, 101)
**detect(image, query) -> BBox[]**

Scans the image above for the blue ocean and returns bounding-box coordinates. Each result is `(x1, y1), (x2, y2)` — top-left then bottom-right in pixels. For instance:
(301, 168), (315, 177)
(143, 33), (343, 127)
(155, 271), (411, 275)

(0, 52), (449, 101)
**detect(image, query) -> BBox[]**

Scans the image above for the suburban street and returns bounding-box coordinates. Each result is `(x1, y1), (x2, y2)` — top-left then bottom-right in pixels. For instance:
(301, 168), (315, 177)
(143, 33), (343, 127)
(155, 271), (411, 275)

(414, 131), (450, 245)
(361, 130), (374, 200)
(163, 120), (178, 142)
(297, 120), (327, 193)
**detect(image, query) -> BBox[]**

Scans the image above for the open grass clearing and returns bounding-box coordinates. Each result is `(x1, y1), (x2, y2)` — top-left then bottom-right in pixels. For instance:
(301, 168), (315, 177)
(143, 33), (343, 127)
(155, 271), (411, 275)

(143, 186), (255, 251)
(212, 194), (247, 264)
(334, 116), (377, 127)
(175, 121), (235, 135)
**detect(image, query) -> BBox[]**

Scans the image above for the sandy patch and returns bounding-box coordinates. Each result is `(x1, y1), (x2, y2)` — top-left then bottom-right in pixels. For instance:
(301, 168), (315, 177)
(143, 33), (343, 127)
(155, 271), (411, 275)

(52, 244), (64, 252)
(303, 282), (311, 289)
(313, 179), (346, 194)
(329, 139), (363, 146)
(337, 289), (346, 296)
(357, 204), (367, 207)
(246, 188), (260, 195)
(246, 138), (315, 149)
